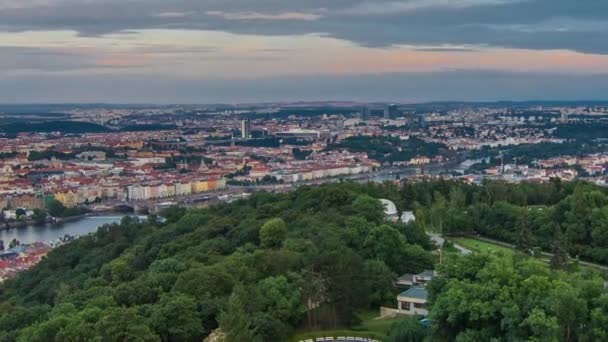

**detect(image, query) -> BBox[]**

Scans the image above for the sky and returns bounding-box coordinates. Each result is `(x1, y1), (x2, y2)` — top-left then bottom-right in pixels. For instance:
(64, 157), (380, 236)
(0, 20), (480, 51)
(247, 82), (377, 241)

(0, 0), (607, 103)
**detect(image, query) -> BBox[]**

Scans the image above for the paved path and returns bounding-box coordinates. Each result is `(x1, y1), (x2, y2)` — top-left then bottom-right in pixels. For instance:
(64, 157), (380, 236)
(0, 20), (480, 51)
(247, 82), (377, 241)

(428, 233), (472, 255)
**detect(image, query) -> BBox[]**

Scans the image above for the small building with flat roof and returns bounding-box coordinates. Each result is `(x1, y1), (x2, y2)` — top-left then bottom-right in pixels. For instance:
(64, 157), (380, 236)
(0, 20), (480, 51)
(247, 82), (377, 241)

(396, 270), (436, 287)
(397, 287), (429, 316)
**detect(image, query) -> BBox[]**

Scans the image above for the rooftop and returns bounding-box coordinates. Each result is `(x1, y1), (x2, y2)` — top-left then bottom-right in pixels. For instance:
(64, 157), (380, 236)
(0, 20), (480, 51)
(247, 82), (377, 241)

(418, 270), (435, 278)
(379, 199), (397, 216)
(399, 287), (428, 300)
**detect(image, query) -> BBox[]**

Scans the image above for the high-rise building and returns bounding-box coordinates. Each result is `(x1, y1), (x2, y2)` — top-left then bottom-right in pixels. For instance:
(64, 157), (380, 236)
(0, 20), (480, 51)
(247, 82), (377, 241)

(361, 106), (371, 120)
(384, 104), (398, 120)
(241, 118), (251, 139)
(404, 110), (417, 123)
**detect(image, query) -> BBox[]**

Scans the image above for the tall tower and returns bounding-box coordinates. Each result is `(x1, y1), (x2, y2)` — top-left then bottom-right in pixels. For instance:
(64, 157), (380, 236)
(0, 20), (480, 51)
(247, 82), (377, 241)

(384, 104), (398, 120)
(361, 106), (371, 120)
(241, 117), (251, 139)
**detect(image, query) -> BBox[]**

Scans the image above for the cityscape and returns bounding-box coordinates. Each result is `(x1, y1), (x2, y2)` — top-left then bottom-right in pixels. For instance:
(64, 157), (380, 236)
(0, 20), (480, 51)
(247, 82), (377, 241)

(2, 102), (608, 281)
(3, 101), (608, 221)
(2, 0), (608, 341)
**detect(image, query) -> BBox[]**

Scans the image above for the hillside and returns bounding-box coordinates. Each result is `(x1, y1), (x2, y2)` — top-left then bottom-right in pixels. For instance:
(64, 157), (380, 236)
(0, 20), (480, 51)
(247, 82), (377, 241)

(0, 183), (434, 341)
(2, 180), (608, 341)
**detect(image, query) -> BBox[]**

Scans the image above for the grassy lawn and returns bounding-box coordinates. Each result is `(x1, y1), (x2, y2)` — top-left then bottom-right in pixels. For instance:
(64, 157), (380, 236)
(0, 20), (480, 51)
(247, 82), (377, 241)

(289, 311), (404, 342)
(451, 237), (516, 255)
(449, 237), (608, 275)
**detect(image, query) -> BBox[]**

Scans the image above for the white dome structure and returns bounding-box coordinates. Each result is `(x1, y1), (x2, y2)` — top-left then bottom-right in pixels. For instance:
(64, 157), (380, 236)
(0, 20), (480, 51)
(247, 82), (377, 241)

(379, 199), (398, 221)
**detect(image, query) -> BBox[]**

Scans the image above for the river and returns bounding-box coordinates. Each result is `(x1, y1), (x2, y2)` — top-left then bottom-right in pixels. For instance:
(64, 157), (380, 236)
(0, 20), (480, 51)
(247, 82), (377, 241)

(0, 161), (484, 245)
(0, 215), (125, 245)
(368, 159), (490, 182)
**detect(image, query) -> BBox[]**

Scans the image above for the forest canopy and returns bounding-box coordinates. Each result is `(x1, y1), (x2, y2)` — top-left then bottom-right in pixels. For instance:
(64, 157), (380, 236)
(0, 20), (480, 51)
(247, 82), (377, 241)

(0, 183), (433, 341)
(1, 180), (608, 341)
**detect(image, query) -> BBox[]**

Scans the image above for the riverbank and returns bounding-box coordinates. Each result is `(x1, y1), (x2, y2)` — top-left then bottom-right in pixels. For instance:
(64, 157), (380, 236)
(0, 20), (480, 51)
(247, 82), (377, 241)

(0, 215), (125, 245)
(0, 210), (100, 232)
(1, 220), (28, 230)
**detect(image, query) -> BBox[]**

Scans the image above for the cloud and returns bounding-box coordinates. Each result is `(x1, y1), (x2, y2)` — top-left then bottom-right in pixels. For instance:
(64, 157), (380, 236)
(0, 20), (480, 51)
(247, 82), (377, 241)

(153, 11), (196, 19)
(0, 46), (147, 74)
(0, 0), (62, 10)
(480, 17), (608, 33)
(0, 0), (606, 54)
(410, 44), (482, 52)
(205, 11), (323, 21)
(342, 0), (522, 16)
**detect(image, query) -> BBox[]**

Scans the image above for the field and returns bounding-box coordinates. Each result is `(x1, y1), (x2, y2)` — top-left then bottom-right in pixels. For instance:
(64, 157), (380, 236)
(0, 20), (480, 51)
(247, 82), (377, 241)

(450, 237), (516, 255)
(449, 236), (608, 274)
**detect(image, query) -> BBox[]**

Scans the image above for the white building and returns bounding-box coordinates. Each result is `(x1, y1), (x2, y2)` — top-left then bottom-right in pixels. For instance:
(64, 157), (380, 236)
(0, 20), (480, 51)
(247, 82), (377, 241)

(397, 287), (428, 316)
(127, 185), (145, 201)
(401, 211), (416, 224)
(379, 199), (398, 222)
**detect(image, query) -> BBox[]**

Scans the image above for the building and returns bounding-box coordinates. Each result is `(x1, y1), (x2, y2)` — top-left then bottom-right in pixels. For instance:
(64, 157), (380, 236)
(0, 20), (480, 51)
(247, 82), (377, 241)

(175, 182), (192, 196)
(250, 165), (270, 179)
(126, 185), (145, 201)
(192, 179), (209, 193)
(54, 190), (78, 208)
(2, 209), (33, 220)
(384, 104), (399, 120)
(409, 156), (431, 165)
(397, 287), (428, 316)
(401, 211), (416, 224)
(396, 270), (436, 287)
(275, 129), (320, 140)
(361, 106), (371, 120)
(241, 118), (251, 139)
(76, 151), (107, 160)
(6, 194), (46, 210)
(379, 199), (398, 221)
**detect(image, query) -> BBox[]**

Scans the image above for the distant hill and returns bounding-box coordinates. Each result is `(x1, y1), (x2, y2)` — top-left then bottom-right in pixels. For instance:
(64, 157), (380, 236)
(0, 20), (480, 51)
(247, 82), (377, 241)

(0, 120), (110, 134)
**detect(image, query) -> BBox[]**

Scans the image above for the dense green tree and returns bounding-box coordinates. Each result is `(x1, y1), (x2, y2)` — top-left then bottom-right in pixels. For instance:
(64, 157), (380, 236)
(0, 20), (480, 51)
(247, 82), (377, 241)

(173, 266), (235, 301)
(351, 195), (384, 223)
(31, 209), (47, 224)
(3, 181), (608, 341)
(94, 307), (159, 342)
(363, 224), (408, 271)
(114, 278), (160, 306)
(46, 199), (66, 218)
(550, 229), (569, 270)
(590, 206), (608, 246)
(387, 318), (427, 342)
(516, 213), (535, 252)
(521, 308), (560, 342)
(430, 253), (604, 342)
(259, 218), (287, 249)
(587, 294), (608, 341)
(150, 293), (203, 341)
(362, 260), (396, 307)
(250, 312), (288, 342)
(159, 206), (188, 224)
(257, 275), (304, 325)
(218, 290), (257, 342)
